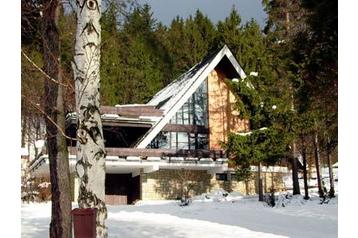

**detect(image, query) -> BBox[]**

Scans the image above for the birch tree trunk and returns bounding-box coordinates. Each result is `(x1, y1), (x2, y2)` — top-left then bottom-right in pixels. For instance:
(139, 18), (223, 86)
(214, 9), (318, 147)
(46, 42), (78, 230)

(72, 1), (107, 237)
(42, 1), (72, 237)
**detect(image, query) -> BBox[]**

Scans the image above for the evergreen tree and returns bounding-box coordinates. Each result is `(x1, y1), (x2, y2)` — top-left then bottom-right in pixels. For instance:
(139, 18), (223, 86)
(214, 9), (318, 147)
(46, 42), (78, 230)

(165, 10), (216, 77)
(119, 4), (164, 103)
(226, 76), (291, 200)
(216, 8), (243, 62)
(262, 0), (310, 195)
(100, 2), (126, 105)
(292, 0), (338, 197)
(183, 10), (216, 67)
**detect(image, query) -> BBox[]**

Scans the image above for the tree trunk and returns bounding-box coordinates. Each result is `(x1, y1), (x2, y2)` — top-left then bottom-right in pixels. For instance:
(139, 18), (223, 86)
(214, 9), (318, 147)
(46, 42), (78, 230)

(326, 137), (335, 197)
(21, 109), (27, 148)
(258, 163), (264, 201)
(291, 143), (301, 195)
(313, 131), (324, 197)
(285, 0), (300, 196)
(72, 1), (107, 237)
(42, 1), (72, 237)
(302, 146), (309, 200)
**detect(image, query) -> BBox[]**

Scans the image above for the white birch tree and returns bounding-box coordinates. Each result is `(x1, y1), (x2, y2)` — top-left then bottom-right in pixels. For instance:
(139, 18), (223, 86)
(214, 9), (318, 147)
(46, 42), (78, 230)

(72, 0), (107, 237)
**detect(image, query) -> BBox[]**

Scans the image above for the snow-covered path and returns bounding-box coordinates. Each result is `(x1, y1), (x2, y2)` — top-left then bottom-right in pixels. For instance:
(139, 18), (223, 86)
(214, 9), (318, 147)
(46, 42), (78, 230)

(21, 196), (337, 238)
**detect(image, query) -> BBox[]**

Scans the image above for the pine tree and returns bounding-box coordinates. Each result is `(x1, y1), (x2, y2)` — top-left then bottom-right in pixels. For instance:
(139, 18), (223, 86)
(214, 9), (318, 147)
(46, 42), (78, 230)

(262, 0), (309, 196)
(100, 2), (126, 105)
(164, 9), (217, 78)
(216, 8), (243, 61)
(118, 4), (164, 103)
(166, 16), (188, 74)
(291, 0), (338, 197)
(226, 76), (290, 201)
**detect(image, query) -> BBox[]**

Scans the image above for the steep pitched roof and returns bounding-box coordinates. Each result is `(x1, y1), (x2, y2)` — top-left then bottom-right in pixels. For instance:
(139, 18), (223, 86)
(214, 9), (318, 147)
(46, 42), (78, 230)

(147, 48), (221, 111)
(136, 45), (247, 148)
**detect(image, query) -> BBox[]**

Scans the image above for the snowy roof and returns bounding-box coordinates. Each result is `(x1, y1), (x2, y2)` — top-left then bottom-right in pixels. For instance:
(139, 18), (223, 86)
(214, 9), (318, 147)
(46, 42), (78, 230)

(147, 45), (247, 112)
(136, 45), (247, 148)
(147, 49), (219, 111)
(66, 111), (158, 128)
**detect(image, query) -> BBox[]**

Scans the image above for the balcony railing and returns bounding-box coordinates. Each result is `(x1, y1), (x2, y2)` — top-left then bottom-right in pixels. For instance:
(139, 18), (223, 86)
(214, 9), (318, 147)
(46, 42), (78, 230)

(68, 147), (226, 160)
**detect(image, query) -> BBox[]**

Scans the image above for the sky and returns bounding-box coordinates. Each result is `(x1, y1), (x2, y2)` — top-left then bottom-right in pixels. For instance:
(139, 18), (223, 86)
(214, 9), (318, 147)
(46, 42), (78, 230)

(138, 0), (267, 28)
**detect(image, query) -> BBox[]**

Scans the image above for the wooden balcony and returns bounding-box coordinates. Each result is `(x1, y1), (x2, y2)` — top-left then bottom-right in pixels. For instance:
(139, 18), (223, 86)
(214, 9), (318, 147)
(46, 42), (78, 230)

(68, 147), (226, 160)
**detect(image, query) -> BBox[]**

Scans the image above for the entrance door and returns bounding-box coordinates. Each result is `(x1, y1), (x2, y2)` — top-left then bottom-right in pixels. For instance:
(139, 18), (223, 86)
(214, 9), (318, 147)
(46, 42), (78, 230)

(105, 173), (140, 205)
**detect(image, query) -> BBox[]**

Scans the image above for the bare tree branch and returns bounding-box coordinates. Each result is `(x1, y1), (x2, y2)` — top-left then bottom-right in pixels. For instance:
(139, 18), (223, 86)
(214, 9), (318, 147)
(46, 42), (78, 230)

(21, 48), (74, 92)
(21, 93), (77, 142)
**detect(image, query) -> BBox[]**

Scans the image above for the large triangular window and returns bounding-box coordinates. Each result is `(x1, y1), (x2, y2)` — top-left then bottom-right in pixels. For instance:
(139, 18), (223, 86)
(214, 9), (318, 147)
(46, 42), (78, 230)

(150, 78), (209, 149)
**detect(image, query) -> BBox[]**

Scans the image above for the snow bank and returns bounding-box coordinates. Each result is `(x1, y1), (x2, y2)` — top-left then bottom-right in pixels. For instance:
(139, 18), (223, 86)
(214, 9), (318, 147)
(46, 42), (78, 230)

(274, 193), (338, 208)
(192, 189), (245, 203)
(275, 194), (307, 207)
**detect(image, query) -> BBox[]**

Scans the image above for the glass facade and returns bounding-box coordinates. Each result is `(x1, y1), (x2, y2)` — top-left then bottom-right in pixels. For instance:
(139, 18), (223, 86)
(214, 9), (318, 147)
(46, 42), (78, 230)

(169, 78), (208, 127)
(150, 78), (209, 150)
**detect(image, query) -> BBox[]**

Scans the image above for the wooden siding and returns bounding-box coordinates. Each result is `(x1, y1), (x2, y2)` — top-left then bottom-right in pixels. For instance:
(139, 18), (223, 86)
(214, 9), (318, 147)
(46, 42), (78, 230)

(207, 69), (249, 150)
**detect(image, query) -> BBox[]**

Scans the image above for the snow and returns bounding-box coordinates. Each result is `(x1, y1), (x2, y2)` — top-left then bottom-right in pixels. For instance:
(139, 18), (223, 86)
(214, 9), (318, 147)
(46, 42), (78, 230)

(282, 169), (338, 193)
(37, 182), (50, 189)
(21, 147), (29, 156)
(34, 140), (45, 149)
(22, 191), (337, 238)
(236, 127), (268, 136)
(115, 104), (150, 108)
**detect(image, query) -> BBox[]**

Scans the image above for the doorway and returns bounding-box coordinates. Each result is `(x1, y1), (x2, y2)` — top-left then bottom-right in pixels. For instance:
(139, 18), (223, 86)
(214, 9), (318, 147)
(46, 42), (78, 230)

(105, 173), (140, 205)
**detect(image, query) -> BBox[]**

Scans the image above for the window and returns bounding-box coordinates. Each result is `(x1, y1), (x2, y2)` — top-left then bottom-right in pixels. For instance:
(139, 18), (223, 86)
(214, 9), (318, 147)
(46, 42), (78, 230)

(150, 78), (209, 150)
(216, 173), (228, 181)
(169, 78), (208, 127)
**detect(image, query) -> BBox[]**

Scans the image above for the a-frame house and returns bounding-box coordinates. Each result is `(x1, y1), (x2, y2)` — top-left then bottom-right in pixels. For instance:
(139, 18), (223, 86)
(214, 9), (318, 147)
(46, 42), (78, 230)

(29, 45), (286, 204)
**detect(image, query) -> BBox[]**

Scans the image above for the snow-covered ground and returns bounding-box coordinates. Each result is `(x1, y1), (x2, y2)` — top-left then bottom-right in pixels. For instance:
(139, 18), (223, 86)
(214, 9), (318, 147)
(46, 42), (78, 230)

(22, 191), (337, 238)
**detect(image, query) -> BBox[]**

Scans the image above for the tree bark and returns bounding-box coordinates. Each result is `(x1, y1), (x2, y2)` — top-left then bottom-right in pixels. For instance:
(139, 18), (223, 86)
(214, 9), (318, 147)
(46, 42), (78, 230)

(72, 1), (107, 237)
(313, 131), (324, 197)
(42, 1), (72, 237)
(302, 146), (309, 200)
(21, 108), (27, 148)
(258, 163), (264, 201)
(291, 143), (301, 195)
(285, 0), (300, 196)
(326, 137), (335, 197)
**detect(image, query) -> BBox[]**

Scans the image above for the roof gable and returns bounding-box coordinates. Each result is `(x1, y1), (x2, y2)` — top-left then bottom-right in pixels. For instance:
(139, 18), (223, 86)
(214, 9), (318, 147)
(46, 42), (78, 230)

(136, 45), (247, 148)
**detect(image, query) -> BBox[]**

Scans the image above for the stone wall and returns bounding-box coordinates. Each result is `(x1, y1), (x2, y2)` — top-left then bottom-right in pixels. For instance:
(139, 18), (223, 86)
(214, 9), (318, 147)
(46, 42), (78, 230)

(141, 169), (287, 200)
(141, 169), (212, 200)
(211, 172), (287, 195)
